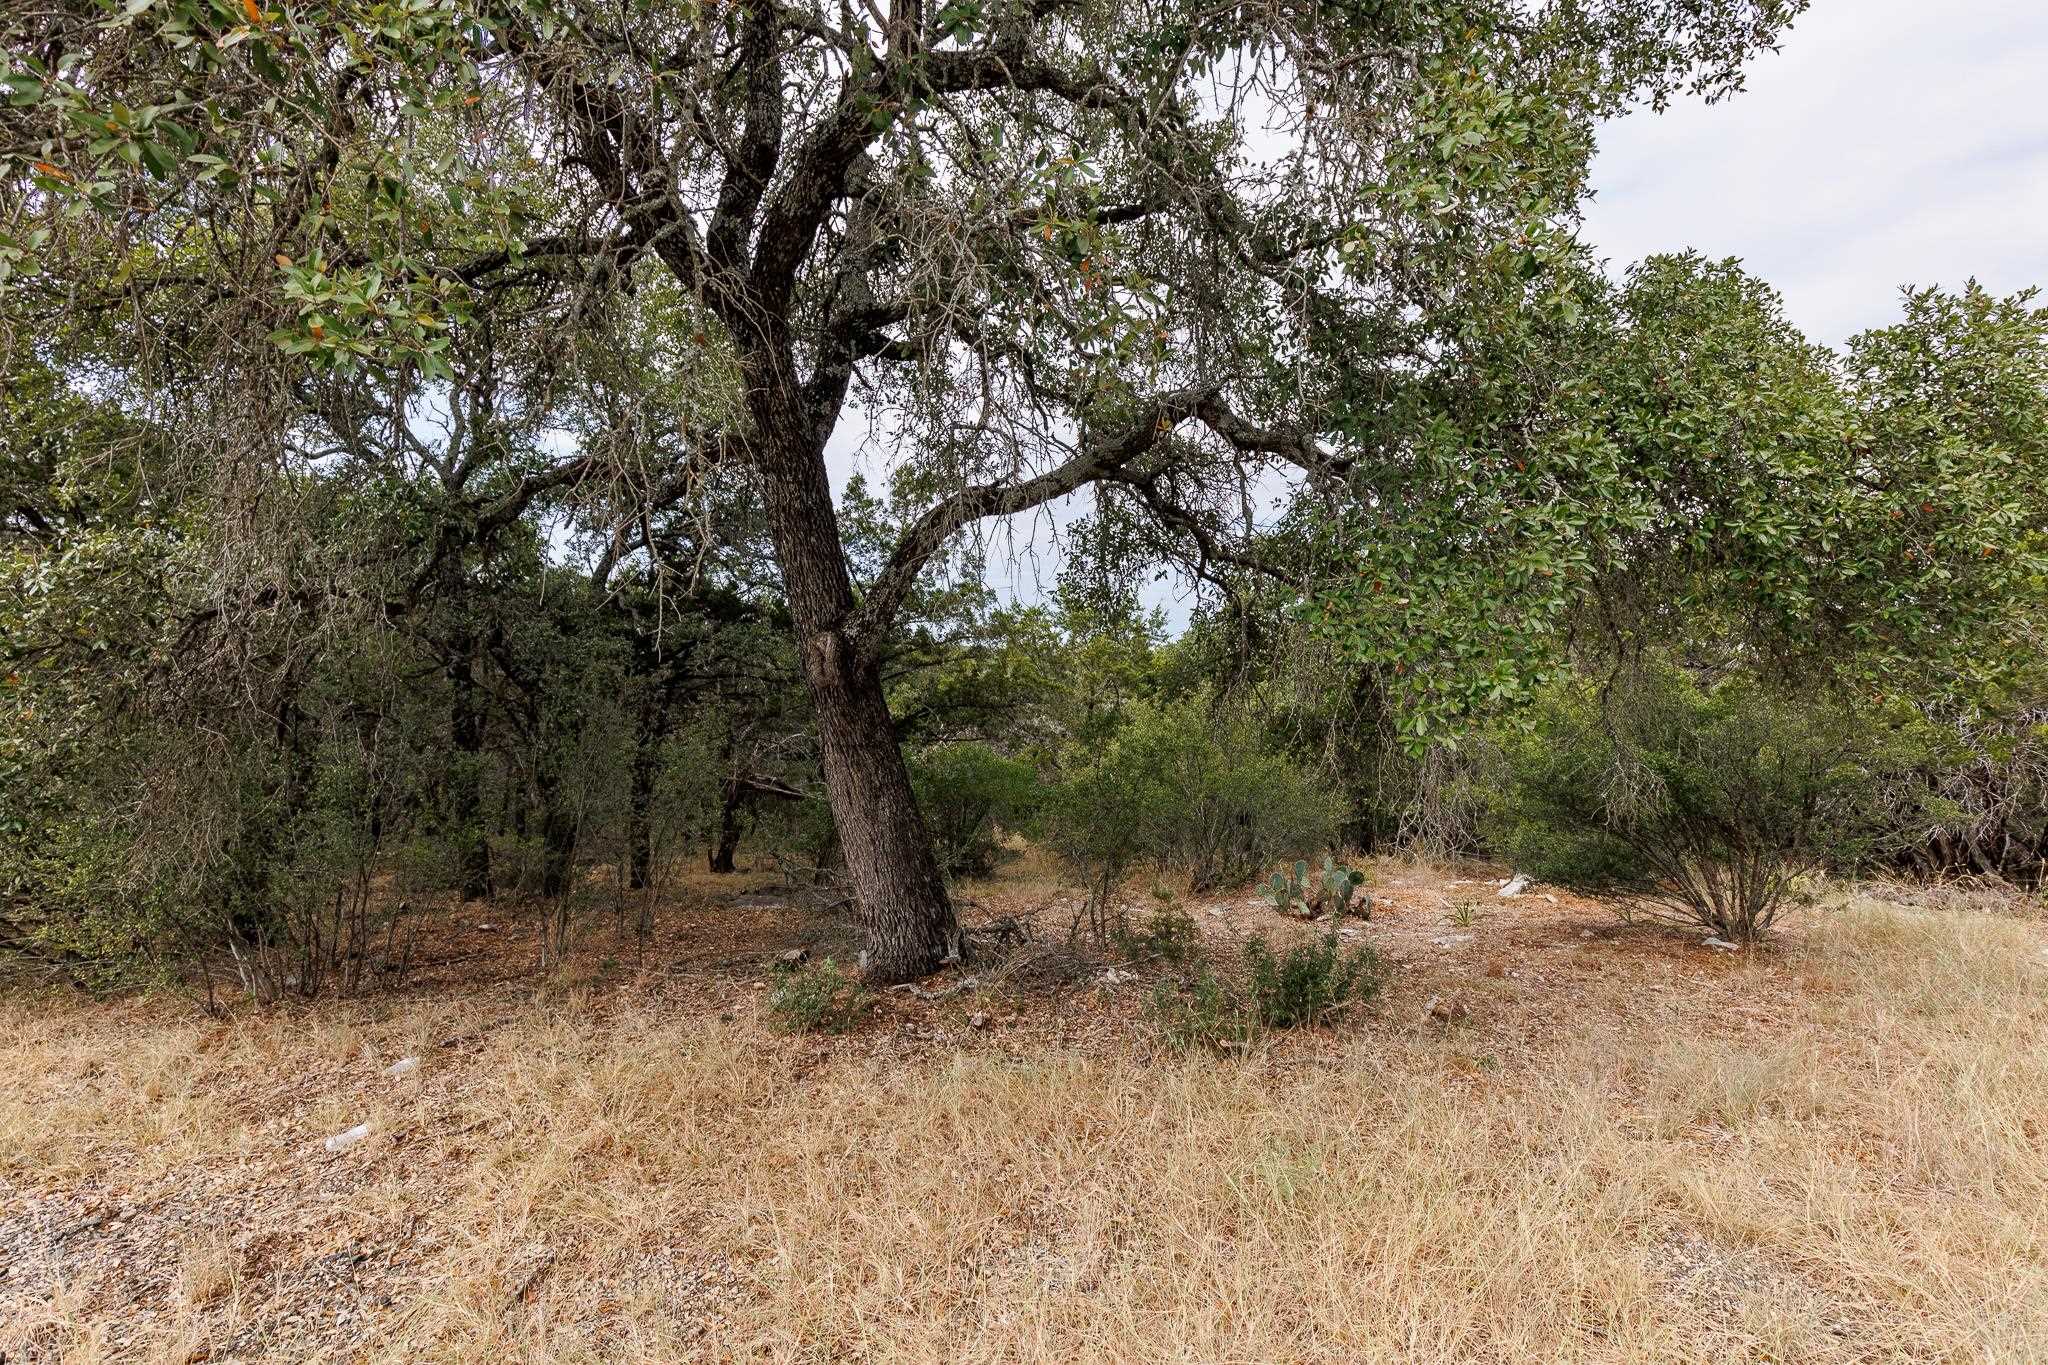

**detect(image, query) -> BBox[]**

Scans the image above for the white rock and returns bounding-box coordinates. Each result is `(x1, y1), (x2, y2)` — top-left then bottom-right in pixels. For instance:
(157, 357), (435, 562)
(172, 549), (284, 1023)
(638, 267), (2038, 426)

(1498, 874), (1531, 898)
(384, 1056), (419, 1078)
(324, 1123), (372, 1153)
(1700, 937), (1739, 952)
(1431, 933), (1474, 948)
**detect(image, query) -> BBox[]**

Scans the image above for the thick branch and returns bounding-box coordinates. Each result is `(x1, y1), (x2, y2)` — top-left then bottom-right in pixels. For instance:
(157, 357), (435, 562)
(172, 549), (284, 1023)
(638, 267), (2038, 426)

(705, 4), (786, 279)
(846, 386), (1214, 653)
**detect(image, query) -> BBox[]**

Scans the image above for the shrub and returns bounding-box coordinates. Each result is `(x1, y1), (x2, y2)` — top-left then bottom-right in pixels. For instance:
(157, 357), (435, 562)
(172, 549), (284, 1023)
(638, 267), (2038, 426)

(766, 958), (872, 1035)
(1119, 888), (1204, 965)
(1148, 967), (1249, 1053)
(392, 832), (475, 895)
(1496, 662), (1909, 943)
(1242, 931), (1382, 1027)
(1146, 924), (1381, 1048)
(1043, 695), (1343, 900)
(908, 742), (1042, 879)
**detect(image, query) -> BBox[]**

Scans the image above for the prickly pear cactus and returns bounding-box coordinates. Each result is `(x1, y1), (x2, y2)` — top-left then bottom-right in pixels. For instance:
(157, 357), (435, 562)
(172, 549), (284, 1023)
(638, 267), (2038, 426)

(1320, 856), (1371, 919)
(1264, 863), (1311, 917)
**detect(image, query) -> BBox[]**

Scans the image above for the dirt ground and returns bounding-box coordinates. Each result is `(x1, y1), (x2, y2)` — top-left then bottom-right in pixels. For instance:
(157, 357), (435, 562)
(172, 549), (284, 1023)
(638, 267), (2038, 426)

(3, 855), (2046, 1362)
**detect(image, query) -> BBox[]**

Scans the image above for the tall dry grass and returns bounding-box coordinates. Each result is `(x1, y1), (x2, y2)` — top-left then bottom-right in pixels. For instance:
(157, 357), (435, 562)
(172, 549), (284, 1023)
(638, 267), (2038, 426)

(3, 896), (2045, 1362)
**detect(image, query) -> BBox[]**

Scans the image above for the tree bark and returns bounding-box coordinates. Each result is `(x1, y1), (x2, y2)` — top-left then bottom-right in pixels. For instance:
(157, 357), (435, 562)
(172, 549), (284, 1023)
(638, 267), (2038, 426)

(753, 438), (957, 983)
(448, 643), (493, 902)
(708, 777), (743, 874)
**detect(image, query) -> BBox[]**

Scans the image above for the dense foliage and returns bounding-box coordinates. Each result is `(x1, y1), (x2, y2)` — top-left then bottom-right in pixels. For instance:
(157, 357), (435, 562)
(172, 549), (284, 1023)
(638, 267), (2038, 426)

(4, 0), (2046, 990)
(1496, 665), (1927, 940)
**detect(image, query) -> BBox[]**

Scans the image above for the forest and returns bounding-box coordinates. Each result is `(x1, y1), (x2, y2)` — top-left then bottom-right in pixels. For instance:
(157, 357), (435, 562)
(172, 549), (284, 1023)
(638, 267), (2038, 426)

(3, 0), (2048, 1358)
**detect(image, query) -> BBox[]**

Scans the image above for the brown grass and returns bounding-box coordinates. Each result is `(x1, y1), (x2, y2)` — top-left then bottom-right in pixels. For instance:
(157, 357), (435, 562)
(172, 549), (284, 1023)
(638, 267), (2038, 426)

(3, 872), (2047, 1362)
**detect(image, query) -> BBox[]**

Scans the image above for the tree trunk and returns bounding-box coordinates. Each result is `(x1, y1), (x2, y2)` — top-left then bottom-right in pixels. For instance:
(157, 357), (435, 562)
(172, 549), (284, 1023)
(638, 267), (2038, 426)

(802, 635), (957, 979)
(629, 813), (654, 890)
(448, 645), (492, 902)
(708, 778), (743, 874)
(754, 442), (957, 983)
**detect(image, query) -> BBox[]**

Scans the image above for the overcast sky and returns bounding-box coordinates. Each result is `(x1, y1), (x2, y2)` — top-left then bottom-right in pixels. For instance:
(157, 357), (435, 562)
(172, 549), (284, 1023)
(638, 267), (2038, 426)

(1583, 0), (2048, 347)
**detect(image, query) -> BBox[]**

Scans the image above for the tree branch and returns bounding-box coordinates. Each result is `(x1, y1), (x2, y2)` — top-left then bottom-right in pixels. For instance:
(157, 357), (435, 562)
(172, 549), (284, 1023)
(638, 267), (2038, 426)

(846, 386), (1215, 655)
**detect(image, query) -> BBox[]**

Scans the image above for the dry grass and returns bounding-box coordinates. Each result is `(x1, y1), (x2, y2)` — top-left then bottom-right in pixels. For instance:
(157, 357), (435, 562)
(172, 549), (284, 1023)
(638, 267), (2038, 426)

(4, 880), (2047, 1362)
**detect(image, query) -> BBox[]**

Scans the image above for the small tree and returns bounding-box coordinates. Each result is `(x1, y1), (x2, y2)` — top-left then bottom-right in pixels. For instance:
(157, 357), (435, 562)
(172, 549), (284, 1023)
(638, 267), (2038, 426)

(1499, 663), (1900, 942)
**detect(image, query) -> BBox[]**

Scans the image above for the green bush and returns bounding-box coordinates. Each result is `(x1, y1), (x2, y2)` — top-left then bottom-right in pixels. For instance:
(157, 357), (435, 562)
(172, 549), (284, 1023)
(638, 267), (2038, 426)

(1147, 928), (1381, 1048)
(1043, 696), (1343, 894)
(1120, 891), (1204, 965)
(392, 832), (472, 895)
(1242, 931), (1381, 1028)
(908, 742), (1043, 879)
(766, 958), (872, 1034)
(1148, 967), (1249, 1052)
(1495, 662), (1915, 942)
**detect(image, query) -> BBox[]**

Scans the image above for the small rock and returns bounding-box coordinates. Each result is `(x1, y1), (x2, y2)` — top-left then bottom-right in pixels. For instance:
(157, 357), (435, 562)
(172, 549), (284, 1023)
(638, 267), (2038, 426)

(1541, 894), (1559, 904)
(384, 1056), (419, 1078)
(1579, 928), (1596, 939)
(1700, 937), (1739, 952)
(1430, 933), (1474, 948)
(968, 1011), (989, 1029)
(1425, 994), (1471, 1025)
(476, 922), (494, 932)
(1498, 873), (1531, 898)
(1099, 967), (1133, 986)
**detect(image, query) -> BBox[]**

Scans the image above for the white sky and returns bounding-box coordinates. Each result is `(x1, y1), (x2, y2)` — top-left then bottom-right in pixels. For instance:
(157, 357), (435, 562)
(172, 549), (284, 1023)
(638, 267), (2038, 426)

(839, 1), (2048, 623)
(1583, 0), (2048, 348)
